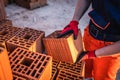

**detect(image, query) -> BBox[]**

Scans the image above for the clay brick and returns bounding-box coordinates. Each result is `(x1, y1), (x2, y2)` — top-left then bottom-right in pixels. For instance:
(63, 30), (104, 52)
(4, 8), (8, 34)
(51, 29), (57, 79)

(15, 0), (47, 9)
(0, 0), (6, 21)
(7, 27), (45, 53)
(57, 61), (85, 77)
(52, 60), (60, 68)
(56, 69), (84, 80)
(0, 19), (12, 26)
(0, 44), (13, 80)
(51, 67), (58, 80)
(9, 47), (52, 80)
(13, 74), (26, 80)
(43, 30), (83, 63)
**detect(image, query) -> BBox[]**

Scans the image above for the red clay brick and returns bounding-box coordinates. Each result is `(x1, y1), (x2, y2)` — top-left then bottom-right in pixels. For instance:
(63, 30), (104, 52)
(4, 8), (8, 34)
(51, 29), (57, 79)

(13, 74), (26, 80)
(57, 61), (85, 77)
(0, 44), (13, 80)
(9, 47), (52, 80)
(15, 0), (47, 9)
(52, 60), (60, 68)
(43, 30), (83, 63)
(56, 69), (84, 80)
(51, 67), (58, 80)
(0, 19), (12, 26)
(7, 27), (45, 53)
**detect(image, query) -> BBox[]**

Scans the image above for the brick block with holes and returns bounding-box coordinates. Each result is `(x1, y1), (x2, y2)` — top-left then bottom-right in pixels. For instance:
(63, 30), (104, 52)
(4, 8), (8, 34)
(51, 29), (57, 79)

(13, 74), (26, 80)
(0, 45), (13, 80)
(56, 69), (84, 80)
(0, 0), (6, 21)
(43, 30), (83, 63)
(9, 47), (52, 80)
(57, 61), (85, 77)
(0, 25), (22, 51)
(15, 0), (47, 9)
(0, 19), (12, 26)
(6, 27), (45, 53)
(51, 67), (58, 80)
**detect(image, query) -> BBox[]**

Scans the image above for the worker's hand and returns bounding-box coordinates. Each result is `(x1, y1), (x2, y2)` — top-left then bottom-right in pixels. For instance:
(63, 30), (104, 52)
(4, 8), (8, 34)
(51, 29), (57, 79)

(57, 20), (79, 39)
(76, 50), (96, 62)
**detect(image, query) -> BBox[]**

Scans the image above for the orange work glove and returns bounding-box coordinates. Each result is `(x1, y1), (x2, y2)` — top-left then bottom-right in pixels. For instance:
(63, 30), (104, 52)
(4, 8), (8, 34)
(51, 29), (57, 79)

(57, 20), (79, 39)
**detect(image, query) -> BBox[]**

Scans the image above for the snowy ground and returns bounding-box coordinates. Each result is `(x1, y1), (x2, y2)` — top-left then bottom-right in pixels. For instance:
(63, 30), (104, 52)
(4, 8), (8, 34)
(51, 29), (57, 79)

(5, 0), (120, 79)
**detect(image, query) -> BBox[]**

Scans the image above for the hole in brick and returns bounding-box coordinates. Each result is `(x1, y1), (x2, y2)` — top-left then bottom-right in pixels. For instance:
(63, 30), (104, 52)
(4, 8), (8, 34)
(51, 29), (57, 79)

(36, 74), (40, 78)
(39, 67), (44, 73)
(18, 69), (22, 72)
(0, 31), (8, 35)
(34, 60), (38, 64)
(24, 67), (28, 71)
(41, 56), (45, 61)
(60, 74), (66, 77)
(38, 55), (41, 59)
(46, 57), (50, 60)
(37, 63), (42, 68)
(16, 65), (20, 68)
(24, 34), (31, 40)
(27, 70), (31, 75)
(31, 65), (34, 69)
(72, 75), (77, 78)
(68, 76), (74, 79)
(31, 70), (37, 77)
(21, 58), (33, 67)
(43, 62), (47, 66)
(15, 60), (19, 64)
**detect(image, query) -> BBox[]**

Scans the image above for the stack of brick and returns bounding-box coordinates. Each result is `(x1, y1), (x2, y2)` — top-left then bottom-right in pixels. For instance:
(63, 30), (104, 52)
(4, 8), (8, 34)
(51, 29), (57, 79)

(51, 60), (85, 80)
(43, 30), (83, 63)
(7, 27), (45, 53)
(0, 19), (12, 26)
(15, 0), (47, 9)
(0, 0), (6, 21)
(9, 47), (52, 80)
(0, 45), (13, 80)
(0, 25), (22, 51)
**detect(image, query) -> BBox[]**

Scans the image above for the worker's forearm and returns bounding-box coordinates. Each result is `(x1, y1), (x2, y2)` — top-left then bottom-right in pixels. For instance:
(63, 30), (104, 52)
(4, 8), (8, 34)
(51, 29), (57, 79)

(95, 41), (120, 56)
(72, 0), (91, 21)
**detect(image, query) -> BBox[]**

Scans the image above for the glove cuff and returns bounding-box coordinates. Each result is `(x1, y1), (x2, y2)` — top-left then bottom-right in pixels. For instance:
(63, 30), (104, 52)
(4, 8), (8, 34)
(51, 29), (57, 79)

(70, 20), (79, 25)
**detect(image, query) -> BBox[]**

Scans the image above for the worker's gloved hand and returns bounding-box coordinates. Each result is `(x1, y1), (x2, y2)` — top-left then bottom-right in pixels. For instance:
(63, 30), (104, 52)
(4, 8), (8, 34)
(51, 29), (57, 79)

(76, 50), (96, 62)
(57, 20), (79, 39)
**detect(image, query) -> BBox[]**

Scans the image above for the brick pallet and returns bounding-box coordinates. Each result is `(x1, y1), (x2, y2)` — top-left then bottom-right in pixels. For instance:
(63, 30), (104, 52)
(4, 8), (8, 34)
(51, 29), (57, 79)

(0, 45), (13, 80)
(43, 30), (83, 63)
(7, 27), (45, 53)
(0, 0), (6, 21)
(9, 47), (52, 80)
(15, 0), (47, 9)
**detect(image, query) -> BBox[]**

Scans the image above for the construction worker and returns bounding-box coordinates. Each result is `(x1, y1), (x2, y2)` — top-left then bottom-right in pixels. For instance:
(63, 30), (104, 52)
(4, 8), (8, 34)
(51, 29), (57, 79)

(58, 0), (120, 80)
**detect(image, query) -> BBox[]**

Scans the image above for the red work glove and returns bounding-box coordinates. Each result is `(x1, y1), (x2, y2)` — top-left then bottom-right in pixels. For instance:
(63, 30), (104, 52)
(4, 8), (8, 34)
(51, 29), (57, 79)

(57, 20), (79, 39)
(76, 50), (96, 63)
